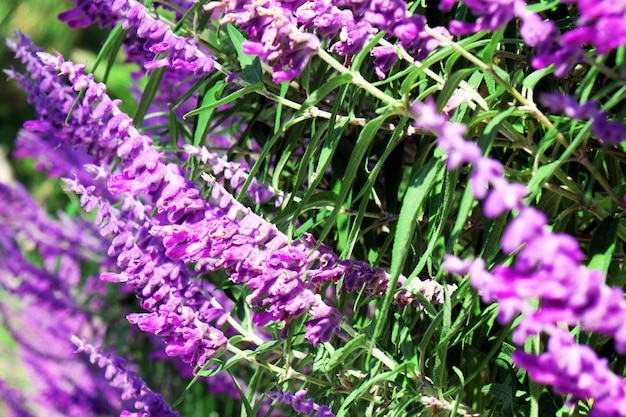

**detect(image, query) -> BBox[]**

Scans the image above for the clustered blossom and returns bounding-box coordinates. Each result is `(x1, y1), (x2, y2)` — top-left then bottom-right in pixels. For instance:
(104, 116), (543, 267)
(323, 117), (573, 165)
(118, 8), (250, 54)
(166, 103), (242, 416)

(268, 388), (335, 417)
(72, 337), (180, 417)
(9, 34), (340, 345)
(60, 0), (213, 75)
(0, 182), (108, 313)
(440, 0), (626, 77)
(560, 0), (626, 55)
(211, 0), (320, 83)
(422, 96), (626, 414)
(9, 33), (451, 352)
(541, 92), (626, 145)
(412, 99), (527, 218)
(0, 380), (36, 417)
(114, 0), (214, 74)
(513, 327), (626, 416)
(207, 0), (445, 81)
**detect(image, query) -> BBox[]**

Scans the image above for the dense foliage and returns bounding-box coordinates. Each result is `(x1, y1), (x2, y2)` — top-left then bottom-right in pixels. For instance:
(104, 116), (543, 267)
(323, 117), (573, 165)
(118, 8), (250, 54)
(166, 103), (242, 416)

(2, 1), (626, 416)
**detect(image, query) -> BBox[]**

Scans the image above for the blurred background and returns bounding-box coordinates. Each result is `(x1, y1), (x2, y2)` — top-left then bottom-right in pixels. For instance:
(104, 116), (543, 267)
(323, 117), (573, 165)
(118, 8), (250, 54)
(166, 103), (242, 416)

(0, 0), (135, 186)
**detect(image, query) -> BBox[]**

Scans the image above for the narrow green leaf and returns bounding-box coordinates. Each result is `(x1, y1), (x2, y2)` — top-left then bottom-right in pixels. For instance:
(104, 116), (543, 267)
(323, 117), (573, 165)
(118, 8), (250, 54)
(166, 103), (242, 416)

(315, 113), (390, 246)
(522, 67), (555, 91)
(352, 31), (386, 73)
(227, 24), (263, 84)
(134, 66), (166, 126)
(184, 83), (263, 118)
(370, 158), (445, 358)
(482, 384), (515, 417)
(287, 84), (351, 238)
(300, 73), (353, 110)
(229, 371), (254, 417)
(436, 68), (474, 113)
(342, 117), (409, 258)
(89, 23), (128, 83)
(325, 334), (367, 371)
(588, 216), (619, 274)
(274, 81), (289, 134)
(478, 26), (505, 63)
(193, 78), (227, 146)
(407, 169), (457, 280)
(168, 103), (178, 148)
(527, 121), (592, 201)
(172, 1), (203, 32)
(336, 367), (406, 416)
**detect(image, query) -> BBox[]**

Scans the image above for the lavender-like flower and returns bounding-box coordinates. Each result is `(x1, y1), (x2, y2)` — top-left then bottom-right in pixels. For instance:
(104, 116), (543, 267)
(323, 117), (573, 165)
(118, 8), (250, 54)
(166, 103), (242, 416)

(113, 0), (214, 75)
(214, 0), (320, 83)
(209, 0), (443, 81)
(423, 95), (626, 414)
(268, 388), (336, 417)
(541, 92), (626, 145)
(560, 0), (626, 55)
(512, 326), (626, 416)
(72, 337), (181, 417)
(60, 0), (213, 76)
(0, 182), (130, 417)
(9, 33), (450, 352)
(412, 99), (527, 217)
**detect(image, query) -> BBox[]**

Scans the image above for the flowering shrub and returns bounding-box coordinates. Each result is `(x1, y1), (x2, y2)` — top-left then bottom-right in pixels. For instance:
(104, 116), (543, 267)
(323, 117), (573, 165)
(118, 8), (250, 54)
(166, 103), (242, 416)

(2, 0), (626, 416)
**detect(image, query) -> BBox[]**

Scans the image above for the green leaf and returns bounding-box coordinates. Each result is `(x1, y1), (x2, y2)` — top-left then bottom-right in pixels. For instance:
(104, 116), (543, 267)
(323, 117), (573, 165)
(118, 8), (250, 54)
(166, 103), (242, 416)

(342, 117), (409, 258)
(315, 113), (391, 246)
(352, 31), (386, 73)
(482, 383), (515, 417)
(527, 121), (592, 202)
(479, 25), (505, 63)
(370, 158), (445, 358)
(325, 333), (367, 371)
(436, 68), (473, 114)
(90, 22), (128, 83)
(227, 24), (264, 84)
(406, 168), (457, 280)
(184, 82), (263, 118)
(229, 370), (254, 417)
(274, 191), (338, 225)
(588, 216), (619, 274)
(191, 78), (227, 146)
(336, 366), (407, 416)
(300, 73), (353, 110)
(134, 66), (166, 126)
(522, 67), (555, 91)
(168, 103), (178, 148)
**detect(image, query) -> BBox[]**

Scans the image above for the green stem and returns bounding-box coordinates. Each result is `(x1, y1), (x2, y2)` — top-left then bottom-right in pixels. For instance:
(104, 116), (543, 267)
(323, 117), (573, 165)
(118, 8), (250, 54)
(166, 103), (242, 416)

(226, 344), (328, 386)
(316, 48), (404, 110)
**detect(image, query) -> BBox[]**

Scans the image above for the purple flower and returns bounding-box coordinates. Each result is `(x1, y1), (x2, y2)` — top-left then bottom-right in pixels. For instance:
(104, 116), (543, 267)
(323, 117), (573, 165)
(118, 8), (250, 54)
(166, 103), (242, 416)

(0, 380), (36, 417)
(60, 0), (214, 76)
(185, 144), (284, 205)
(0, 182), (128, 417)
(442, 0), (519, 35)
(11, 33), (451, 355)
(220, 0), (319, 82)
(72, 337), (180, 417)
(370, 46), (398, 80)
(513, 326), (626, 416)
(541, 93), (626, 145)
(269, 388), (335, 417)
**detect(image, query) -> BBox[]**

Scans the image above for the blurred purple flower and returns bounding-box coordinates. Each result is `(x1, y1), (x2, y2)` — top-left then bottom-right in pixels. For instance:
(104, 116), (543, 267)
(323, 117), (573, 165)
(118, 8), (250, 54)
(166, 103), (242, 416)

(269, 388), (335, 417)
(72, 337), (180, 417)
(541, 92), (626, 145)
